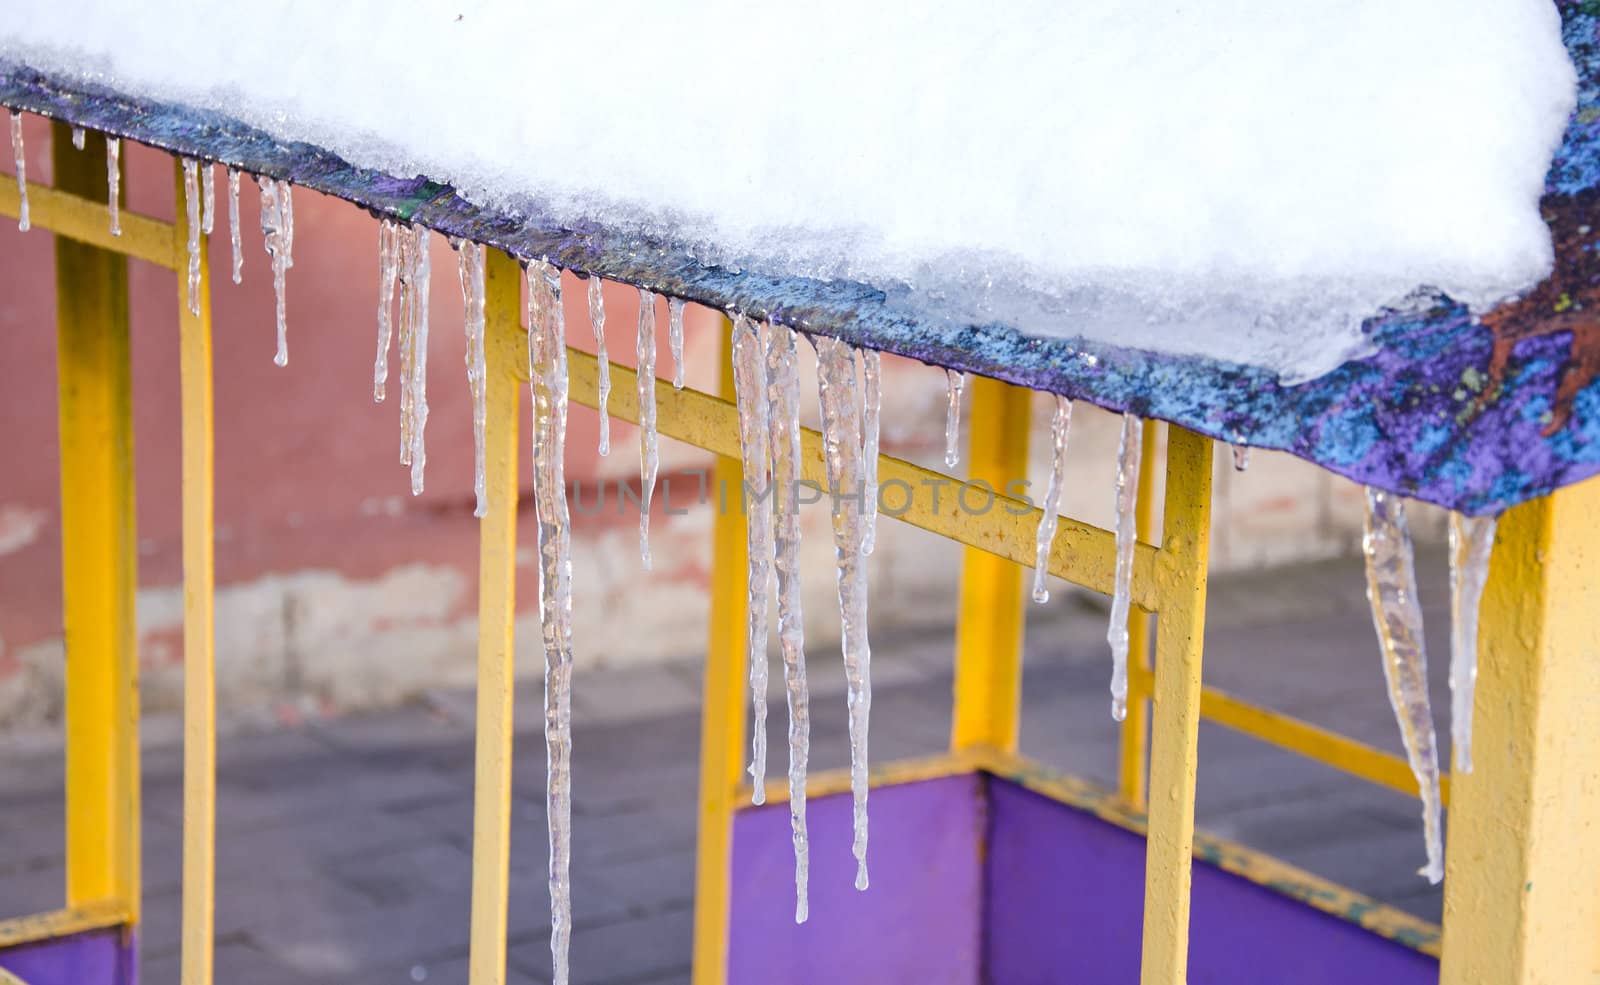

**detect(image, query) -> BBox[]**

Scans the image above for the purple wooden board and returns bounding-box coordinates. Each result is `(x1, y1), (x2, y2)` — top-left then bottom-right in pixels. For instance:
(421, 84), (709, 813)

(984, 780), (1438, 985)
(0, 926), (135, 985)
(727, 774), (983, 985)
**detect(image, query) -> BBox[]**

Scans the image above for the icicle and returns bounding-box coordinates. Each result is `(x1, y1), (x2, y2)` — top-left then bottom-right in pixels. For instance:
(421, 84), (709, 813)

(860, 349), (882, 556)
(1106, 413), (1142, 721)
(106, 138), (121, 236)
(182, 159), (202, 316)
(668, 296), (686, 389)
(815, 335), (873, 891)
(1232, 443), (1251, 471)
(458, 241), (489, 518)
(396, 228), (417, 467)
(228, 168), (243, 284)
(407, 225), (432, 495)
(1447, 511), (1496, 774)
(200, 162), (215, 235)
(258, 177), (292, 366)
(588, 276), (611, 456)
(637, 288), (659, 569)
(732, 314), (774, 804)
(527, 259), (575, 985)
(374, 219), (399, 402)
(279, 181), (294, 260)
(1032, 396), (1073, 603)
(943, 369), (965, 468)
(1362, 488), (1445, 884)
(71, 126), (85, 150)
(10, 112), (28, 233)
(766, 322), (811, 922)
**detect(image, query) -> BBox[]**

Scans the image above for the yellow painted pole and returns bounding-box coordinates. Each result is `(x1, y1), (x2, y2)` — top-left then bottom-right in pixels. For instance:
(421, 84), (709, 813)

(174, 159), (216, 985)
(691, 317), (748, 985)
(1138, 427), (1213, 985)
(950, 377), (1032, 753)
(53, 122), (140, 921)
(1118, 419), (1159, 809)
(1439, 479), (1600, 985)
(466, 250), (524, 985)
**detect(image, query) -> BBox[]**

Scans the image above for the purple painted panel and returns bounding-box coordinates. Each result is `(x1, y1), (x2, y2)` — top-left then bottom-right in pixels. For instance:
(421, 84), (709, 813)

(984, 780), (1437, 985)
(728, 774), (983, 985)
(0, 926), (135, 985)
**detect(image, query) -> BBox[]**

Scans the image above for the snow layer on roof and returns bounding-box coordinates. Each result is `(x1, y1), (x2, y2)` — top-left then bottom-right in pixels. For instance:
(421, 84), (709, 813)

(2, 0), (1577, 381)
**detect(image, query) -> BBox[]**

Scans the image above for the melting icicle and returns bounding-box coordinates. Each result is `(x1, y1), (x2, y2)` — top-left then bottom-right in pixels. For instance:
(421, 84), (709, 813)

(860, 349), (882, 556)
(1232, 443), (1251, 471)
(668, 296), (686, 389)
(766, 322), (811, 923)
(258, 177), (293, 366)
(280, 181), (294, 258)
(226, 168), (242, 284)
(588, 276), (611, 456)
(106, 138), (121, 236)
(200, 163), (215, 235)
(458, 241), (489, 518)
(373, 219), (399, 402)
(816, 335), (873, 891)
(182, 159), (202, 316)
(731, 314), (773, 804)
(71, 126), (85, 150)
(637, 288), (659, 569)
(1447, 511), (1496, 774)
(406, 225), (431, 495)
(1107, 413), (1142, 721)
(10, 112), (28, 233)
(1032, 396), (1073, 603)
(397, 228), (417, 466)
(1362, 488), (1445, 884)
(943, 369), (965, 468)
(527, 259), (575, 985)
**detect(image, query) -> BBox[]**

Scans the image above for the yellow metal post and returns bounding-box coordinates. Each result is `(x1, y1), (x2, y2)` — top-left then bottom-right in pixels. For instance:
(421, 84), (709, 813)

(174, 160), (217, 985)
(1138, 426), (1213, 985)
(467, 250), (524, 985)
(950, 377), (1032, 753)
(691, 318), (748, 985)
(1118, 419), (1160, 809)
(53, 122), (140, 921)
(1439, 479), (1600, 985)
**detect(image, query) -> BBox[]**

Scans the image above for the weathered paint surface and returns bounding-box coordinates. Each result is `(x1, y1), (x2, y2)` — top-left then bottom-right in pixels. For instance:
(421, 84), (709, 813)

(4, 2), (1600, 513)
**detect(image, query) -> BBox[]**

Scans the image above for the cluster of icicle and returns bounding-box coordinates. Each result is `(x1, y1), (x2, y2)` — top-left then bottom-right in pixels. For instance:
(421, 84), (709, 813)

(373, 220), (432, 495)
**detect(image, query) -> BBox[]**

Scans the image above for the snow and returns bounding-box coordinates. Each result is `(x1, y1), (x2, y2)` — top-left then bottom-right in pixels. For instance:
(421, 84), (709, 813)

(1, 0), (1577, 381)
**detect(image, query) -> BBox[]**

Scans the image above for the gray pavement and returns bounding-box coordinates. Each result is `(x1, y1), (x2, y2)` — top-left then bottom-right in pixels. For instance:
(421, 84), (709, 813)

(0, 551), (1452, 983)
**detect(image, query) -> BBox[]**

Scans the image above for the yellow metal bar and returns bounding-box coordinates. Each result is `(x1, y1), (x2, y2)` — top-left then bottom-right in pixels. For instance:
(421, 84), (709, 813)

(0, 901), (129, 951)
(950, 377), (1033, 753)
(1117, 419), (1160, 809)
(0, 176), (178, 270)
(1439, 479), (1600, 985)
(174, 159), (217, 985)
(53, 122), (141, 922)
(1138, 427), (1213, 985)
(690, 318), (747, 985)
(466, 250), (523, 985)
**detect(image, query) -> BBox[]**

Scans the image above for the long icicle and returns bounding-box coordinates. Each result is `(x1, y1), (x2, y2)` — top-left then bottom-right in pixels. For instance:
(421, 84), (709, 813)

(1107, 412), (1142, 721)
(816, 335), (872, 891)
(458, 241), (488, 518)
(637, 288), (659, 569)
(407, 224), (431, 495)
(1447, 511), (1496, 774)
(1032, 396), (1073, 603)
(182, 159), (202, 316)
(258, 177), (290, 366)
(731, 314), (773, 804)
(226, 168), (243, 284)
(396, 228), (416, 466)
(669, 296), (686, 389)
(200, 162), (215, 236)
(528, 259), (575, 985)
(588, 276), (612, 455)
(766, 322), (810, 922)
(860, 350), (882, 556)
(106, 137), (121, 236)
(10, 111), (28, 232)
(944, 369), (965, 468)
(374, 219), (399, 402)
(1362, 488), (1445, 883)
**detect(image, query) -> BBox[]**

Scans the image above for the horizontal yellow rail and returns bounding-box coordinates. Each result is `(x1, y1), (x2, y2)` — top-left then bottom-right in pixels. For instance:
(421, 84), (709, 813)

(0, 177), (178, 270)
(0, 900), (128, 950)
(1128, 667), (1450, 805)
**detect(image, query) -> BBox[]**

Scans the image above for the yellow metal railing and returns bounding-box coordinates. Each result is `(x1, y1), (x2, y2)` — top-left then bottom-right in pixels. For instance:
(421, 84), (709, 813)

(3, 123), (1597, 985)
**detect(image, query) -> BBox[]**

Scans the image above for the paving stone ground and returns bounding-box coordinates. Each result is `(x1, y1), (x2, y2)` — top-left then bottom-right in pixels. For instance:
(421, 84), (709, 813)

(0, 551), (1452, 983)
